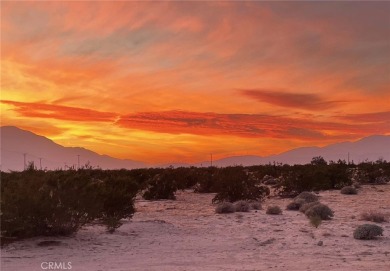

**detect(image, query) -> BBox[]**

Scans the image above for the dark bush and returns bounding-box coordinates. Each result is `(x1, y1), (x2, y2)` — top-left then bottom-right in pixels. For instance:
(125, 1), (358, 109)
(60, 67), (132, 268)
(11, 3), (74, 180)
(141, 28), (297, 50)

(353, 224), (384, 240)
(1, 169), (140, 243)
(142, 169), (178, 200)
(212, 167), (270, 203)
(98, 176), (139, 233)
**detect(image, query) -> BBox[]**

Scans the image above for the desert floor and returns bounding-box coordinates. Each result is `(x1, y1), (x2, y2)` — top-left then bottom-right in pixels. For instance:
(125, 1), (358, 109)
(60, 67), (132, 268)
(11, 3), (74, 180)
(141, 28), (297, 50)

(1, 184), (390, 271)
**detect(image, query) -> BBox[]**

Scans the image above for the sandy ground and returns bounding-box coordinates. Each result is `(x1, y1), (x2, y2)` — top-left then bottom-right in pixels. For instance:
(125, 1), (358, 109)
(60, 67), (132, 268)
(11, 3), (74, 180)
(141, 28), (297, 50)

(2, 185), (390, 271)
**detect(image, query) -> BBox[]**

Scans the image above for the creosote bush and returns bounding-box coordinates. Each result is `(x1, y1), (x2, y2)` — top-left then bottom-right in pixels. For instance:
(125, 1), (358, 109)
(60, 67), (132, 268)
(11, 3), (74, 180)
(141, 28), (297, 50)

(340, 186), (358, 195)
(234, 201), (250, 212)
(142, 170), (178, 200)
(1, 169), (139, 243)
(305, 203), (334, 220)
(361, 211), (388, 223)
(353, 224), (384, 240)
(215, 202), (235, 214)
(212, 167), (270, 204)
(266, 205), (282, 215)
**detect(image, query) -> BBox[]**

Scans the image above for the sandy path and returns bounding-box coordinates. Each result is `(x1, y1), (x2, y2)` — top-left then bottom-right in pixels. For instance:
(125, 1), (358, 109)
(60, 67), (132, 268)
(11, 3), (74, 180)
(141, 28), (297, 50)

(2, 185), (390, 271)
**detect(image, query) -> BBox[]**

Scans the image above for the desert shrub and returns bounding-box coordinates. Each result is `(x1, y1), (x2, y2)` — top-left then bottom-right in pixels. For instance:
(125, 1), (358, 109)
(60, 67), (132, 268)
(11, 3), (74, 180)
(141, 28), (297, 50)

(250, 201), (262, 210)
(309, 215), (322, 228)
(142, 170), (178, 200)
(295, 191), (319, 203)
(266, 205), (282, 215)
(234, 201), (250, 212)
(275, 162), (351, 197)
(353, 224), (384, 240)
(305, 203), (334, 220)
(361, 211), (388, 223)
(212, 167), (270, 203)
(340, 186), (358, 195)
(299, 201), (321, 213)
(1, 170), (140, 242)
(215, 202), (235, 214)
(98, 176), (138, 233)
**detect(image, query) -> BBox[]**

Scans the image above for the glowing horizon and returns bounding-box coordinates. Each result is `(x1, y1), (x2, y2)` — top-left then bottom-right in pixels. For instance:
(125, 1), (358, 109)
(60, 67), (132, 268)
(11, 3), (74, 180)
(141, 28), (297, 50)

(1, 1), (389, 163)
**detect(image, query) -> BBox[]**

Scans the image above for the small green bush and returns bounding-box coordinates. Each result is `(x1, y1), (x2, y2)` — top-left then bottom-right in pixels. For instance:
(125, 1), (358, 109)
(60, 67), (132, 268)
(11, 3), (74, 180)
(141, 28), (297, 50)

(266, 205), (282, 215)
(353, 224), (384, 240)
(305, 203), (334, 220)
(215, 202), (235, 214)
(340, 186), (358, 195)
(361, 211), (388, 223)
(234, 201), (250, 212)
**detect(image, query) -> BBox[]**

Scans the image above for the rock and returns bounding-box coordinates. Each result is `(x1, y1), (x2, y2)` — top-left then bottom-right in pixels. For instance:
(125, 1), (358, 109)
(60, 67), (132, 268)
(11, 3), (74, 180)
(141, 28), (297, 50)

(317, 241), (323, 246)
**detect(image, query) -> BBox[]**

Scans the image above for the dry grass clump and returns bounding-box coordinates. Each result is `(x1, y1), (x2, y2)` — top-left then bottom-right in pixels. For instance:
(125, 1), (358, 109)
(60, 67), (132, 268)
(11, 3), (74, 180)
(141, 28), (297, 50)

(353, 224), (384, 240)
(340, 186), (358, 195)
(287, 192), (318, 211)
(266, 205), (282, 215)
(234, 201), (250, 212)
(249, 201), (262, 210)
(299, 201), (321, 213)
(305, 203), (334, 220)
(309, 215), (322, 228)
(215, 202), (235, 214)
(295, 192), (319, 203)
(361, 211), (388, 223)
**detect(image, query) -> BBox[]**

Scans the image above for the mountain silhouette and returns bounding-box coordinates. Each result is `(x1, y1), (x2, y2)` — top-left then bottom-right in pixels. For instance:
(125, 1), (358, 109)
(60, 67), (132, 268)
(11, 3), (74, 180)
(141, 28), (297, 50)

(1, 126), (389, 171)
(0, 126), (147, 171)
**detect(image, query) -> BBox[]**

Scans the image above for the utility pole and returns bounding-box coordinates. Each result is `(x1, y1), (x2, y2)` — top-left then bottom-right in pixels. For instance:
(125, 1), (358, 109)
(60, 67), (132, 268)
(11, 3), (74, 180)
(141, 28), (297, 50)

(23, 153), (27, 170)
(348, 152), (350, 165)
(77, 155), (80, 169)
(39, 158), (42, 170)
(210, 154), (213, 167)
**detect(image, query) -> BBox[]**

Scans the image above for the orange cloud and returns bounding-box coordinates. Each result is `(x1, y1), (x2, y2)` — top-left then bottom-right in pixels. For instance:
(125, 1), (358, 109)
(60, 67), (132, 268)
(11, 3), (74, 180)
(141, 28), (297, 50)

(1, 100), (117, 122)
(118, 110), (388, 140)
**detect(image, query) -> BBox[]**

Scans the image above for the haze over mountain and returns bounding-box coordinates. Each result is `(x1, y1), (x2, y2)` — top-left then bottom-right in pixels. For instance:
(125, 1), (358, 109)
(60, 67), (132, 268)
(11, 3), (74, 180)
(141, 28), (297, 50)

(0, 126), (147, 172)
(1, 126), (389, 172)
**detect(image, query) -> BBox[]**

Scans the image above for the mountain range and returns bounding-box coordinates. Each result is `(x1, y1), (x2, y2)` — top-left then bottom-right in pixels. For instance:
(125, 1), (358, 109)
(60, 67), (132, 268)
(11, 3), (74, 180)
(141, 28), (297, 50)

(1, 126), (389, 171)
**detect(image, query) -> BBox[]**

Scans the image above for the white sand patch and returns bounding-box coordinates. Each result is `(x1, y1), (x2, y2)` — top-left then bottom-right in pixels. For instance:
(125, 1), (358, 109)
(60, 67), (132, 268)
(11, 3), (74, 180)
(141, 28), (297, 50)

(2, 185), (390, 271)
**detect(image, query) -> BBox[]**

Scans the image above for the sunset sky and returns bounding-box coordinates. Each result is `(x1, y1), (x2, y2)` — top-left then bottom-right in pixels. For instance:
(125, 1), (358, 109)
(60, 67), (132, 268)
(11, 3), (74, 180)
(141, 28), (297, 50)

(1, 1), (389, 164)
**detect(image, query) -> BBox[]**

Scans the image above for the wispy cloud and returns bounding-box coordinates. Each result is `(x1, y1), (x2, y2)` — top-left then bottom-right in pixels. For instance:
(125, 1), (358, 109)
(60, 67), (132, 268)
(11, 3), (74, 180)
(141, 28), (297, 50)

(240, 89), (344, 110)
(1, 100), (117, 122)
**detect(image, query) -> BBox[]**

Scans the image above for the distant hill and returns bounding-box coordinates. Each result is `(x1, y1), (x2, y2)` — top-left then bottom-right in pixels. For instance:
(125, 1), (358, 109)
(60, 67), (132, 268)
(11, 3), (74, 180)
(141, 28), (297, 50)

(197, 135), (390, 167)
(0, 126), (147, 171)
(1, 126), (389, 171)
